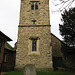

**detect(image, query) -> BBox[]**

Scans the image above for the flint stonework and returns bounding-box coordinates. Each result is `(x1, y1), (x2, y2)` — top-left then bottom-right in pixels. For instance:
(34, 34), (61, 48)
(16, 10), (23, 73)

(15, 0), (52, 71)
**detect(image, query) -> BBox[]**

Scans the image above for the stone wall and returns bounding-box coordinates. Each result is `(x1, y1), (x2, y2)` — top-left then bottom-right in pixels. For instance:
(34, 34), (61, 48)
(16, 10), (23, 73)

(16, 26), (52, 70)
(19, 0), (50, 26)
(15, 0), (52, 71)
(51, 34), (63, 57)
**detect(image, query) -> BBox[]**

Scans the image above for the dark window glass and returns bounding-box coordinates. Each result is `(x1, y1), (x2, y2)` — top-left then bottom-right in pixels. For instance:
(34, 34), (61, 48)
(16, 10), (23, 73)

(31, 3), (34, 10)
(35, 3), (38, 9)
(32, 20), (36, 24)
(32, 39), (37, 51)
(0, 41), (2, 53)
(30, 1), (39, 10)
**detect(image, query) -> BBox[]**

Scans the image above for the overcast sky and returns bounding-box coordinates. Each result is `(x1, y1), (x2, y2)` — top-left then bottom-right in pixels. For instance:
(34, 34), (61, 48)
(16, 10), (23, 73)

(0, 0), (75, 47)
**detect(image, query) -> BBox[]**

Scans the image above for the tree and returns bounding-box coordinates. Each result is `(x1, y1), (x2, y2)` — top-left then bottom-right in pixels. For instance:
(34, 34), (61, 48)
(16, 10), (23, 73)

(52, 0), (75, 12)
(59, 8), (75, 47)
(59, 8), (75, 65)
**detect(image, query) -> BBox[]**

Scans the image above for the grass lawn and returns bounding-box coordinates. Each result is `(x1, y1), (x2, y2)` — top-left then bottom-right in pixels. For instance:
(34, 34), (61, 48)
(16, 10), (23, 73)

(3, 71), (23, 75)
(3, 71), (75, 75)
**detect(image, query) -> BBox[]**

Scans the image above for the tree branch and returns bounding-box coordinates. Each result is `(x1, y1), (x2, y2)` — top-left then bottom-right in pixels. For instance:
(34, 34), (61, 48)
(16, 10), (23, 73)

(52, 0), (75, 12)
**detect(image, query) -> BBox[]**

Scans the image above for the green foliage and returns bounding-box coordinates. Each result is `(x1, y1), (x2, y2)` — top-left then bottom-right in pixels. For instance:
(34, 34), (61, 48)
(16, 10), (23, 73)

(3, 71), (75, 75)
(37, 72), (71, 75)
(57, 67), (65, 72)
(4, 71), (24, 75)
(59, 8), (75, 59)
(59, 8), (75, 47)
(36, 68), (54, 72)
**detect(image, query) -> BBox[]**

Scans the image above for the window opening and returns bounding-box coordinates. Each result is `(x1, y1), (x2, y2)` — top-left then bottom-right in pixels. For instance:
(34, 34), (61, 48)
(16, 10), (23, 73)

(32, 20), (36, 24)
(31, 3), (34, 10)
(35, 2), (38, 9)
(30, 1), (39, 10)
(32, 39), (37, 51)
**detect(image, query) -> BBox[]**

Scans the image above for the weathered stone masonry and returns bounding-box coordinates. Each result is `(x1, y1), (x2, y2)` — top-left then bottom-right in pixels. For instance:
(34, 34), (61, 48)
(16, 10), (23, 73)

(15, 0), (52, 70)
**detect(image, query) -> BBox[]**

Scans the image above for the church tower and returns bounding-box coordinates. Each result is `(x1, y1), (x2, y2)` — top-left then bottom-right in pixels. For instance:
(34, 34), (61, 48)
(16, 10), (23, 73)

(16, 0), (52, 71)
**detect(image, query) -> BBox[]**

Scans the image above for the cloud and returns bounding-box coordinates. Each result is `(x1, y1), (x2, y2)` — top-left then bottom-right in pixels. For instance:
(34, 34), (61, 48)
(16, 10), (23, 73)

(0, 0), (66, 47)
(0, 0), (20, 47)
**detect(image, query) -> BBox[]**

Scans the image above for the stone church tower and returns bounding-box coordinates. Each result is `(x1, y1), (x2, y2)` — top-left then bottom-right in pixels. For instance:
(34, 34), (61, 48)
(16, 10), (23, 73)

(16, 0), (52, 70)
